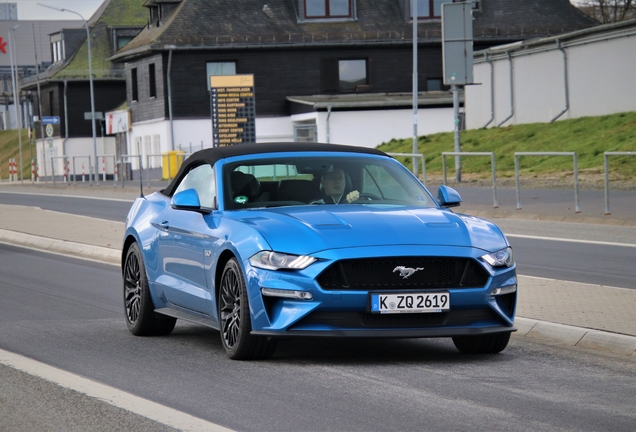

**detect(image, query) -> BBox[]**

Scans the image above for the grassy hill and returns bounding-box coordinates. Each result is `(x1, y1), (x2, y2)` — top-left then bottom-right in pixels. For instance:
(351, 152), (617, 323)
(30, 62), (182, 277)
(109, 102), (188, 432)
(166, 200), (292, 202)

(378, 111), (636, 188)
(0, 129), (31, 181)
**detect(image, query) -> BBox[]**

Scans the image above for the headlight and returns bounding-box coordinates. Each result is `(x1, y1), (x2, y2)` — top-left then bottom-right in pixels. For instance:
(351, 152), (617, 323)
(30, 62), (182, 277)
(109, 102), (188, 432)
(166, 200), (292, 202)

(249, 251), (317, 270)
(481, 247), (514, 267)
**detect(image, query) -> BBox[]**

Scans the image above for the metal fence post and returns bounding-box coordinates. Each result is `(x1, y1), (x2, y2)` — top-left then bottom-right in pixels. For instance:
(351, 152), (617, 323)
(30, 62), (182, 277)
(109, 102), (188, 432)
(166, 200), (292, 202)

(515, 152), (579, 213)
(515, 154), (521, 209)
(604, 151), (636, 215)
(441, 152), (498, 208)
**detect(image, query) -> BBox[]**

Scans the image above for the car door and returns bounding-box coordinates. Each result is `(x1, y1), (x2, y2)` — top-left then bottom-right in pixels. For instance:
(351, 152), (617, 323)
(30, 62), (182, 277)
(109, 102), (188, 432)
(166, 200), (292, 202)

(154, 164), (219, 317)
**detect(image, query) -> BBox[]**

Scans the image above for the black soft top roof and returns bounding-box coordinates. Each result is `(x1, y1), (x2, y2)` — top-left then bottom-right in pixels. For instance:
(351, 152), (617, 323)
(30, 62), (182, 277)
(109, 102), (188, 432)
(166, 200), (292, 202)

(162, 142), (388, 196)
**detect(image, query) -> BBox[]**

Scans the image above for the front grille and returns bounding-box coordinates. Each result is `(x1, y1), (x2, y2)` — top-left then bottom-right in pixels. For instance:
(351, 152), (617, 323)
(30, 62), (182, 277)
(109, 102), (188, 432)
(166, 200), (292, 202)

(290, 309), (500, 330)
(316, 257), (489, 291)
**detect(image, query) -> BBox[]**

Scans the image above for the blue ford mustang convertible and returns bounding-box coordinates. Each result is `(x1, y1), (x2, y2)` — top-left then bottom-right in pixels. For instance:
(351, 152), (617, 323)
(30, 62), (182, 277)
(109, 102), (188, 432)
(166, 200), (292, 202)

(122, 143), (517, 359)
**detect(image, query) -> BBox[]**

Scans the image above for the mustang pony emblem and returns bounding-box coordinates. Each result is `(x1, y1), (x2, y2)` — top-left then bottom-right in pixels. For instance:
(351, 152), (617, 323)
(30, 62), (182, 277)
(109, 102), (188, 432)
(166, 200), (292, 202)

(393, 266), (424, 279)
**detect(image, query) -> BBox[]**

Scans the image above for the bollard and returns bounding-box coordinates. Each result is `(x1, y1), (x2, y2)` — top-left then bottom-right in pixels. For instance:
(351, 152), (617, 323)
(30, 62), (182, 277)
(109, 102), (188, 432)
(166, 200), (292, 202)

(82, 163), (85, 182)
(10, 158), (17, 183)
(102, 157), (106, 182)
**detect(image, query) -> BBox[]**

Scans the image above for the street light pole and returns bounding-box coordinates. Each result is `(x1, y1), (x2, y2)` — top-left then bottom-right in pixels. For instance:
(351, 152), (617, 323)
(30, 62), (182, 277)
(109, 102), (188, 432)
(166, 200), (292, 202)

(412, 0), (419, 177)
(32, 23), (48, 182)
(8, 24), (23, 184)
(38, 3), (99, 185)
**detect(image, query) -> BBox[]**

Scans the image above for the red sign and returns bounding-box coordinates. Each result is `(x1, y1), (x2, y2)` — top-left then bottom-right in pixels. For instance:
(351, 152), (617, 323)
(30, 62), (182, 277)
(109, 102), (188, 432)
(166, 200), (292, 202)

(0, 37), (6, 54)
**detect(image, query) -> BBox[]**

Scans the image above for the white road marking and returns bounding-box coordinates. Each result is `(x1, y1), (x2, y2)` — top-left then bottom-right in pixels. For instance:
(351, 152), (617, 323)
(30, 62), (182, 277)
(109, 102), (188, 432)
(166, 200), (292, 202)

(506, 233), (636, 248)
(0, 348), (233, 432)
(0, 190), (134, 202)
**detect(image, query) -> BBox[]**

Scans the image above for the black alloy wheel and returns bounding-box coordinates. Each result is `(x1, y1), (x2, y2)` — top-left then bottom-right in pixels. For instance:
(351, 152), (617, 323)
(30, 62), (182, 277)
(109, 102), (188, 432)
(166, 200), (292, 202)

(219, 258), (276, 360)
(123, 242), (176, 336)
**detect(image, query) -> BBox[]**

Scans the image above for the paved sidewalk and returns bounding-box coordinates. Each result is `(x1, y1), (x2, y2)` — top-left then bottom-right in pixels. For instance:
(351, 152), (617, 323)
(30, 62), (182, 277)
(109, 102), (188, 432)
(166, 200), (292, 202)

(0, 182), (635, 357)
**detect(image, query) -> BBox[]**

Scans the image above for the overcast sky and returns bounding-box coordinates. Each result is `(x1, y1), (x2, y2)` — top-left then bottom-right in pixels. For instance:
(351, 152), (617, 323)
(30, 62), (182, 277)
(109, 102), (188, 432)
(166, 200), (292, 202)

(9, 0), (104, 20)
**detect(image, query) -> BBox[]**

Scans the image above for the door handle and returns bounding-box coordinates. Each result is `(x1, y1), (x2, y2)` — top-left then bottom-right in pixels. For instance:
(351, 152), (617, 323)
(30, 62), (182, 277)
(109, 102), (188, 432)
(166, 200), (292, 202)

(153, 220), (170, 231)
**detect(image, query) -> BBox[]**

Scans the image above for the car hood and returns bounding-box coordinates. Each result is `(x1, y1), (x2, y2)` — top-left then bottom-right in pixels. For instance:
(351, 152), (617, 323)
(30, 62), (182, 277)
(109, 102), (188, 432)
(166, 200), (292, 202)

(228, 205), (507, 255)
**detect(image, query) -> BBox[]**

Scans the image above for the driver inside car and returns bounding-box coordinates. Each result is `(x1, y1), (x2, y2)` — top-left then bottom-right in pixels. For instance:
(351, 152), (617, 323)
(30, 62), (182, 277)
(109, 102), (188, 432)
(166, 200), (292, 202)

(311, 166), (360, 204)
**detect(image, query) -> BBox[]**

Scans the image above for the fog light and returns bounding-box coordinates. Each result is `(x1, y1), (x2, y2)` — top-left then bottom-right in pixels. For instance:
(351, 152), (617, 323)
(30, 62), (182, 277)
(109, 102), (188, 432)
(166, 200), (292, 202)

(261, 288), (313, 300)
(491, 285), (517, 296)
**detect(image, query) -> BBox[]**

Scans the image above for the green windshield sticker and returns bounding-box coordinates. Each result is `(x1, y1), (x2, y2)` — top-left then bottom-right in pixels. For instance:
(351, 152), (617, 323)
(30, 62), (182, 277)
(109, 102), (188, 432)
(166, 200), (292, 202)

(235, 195), (248, 204)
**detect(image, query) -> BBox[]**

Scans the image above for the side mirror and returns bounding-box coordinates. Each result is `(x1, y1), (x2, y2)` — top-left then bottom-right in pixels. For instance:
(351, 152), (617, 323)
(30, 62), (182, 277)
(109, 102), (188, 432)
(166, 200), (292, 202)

(437, 185), (462, 208)
(171, 188), (202, 211)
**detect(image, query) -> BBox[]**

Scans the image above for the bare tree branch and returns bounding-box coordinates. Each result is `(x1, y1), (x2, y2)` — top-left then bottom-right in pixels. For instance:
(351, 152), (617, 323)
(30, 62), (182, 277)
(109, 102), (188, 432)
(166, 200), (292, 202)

(576, 0), (636, 23)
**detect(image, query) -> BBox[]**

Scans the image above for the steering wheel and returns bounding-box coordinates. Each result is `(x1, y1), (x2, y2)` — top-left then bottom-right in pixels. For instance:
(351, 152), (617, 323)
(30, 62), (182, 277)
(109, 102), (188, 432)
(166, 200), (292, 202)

(356, 193), (381, 201)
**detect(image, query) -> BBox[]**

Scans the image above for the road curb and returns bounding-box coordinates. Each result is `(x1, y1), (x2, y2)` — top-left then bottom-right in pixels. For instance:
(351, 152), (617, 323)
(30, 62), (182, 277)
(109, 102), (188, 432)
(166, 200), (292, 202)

(514, 317), (636, 356)
(0, 229), (120, 265)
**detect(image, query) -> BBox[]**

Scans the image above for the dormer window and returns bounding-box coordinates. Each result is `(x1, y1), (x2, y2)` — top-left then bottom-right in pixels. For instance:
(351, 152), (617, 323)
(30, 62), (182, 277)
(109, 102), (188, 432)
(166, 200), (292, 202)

(51, 34), (65, 64)
(304, 0), (352, 19)
(410, 0), (444, 19)
(111, 27), (143, 53)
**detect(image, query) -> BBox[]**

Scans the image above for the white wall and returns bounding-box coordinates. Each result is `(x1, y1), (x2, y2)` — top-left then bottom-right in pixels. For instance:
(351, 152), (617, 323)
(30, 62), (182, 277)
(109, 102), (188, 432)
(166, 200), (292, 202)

(312, 108), (455, 148)
(466, 24), (636, 129)
(123, 106), (456, 165)
(35, 136), (116, 180)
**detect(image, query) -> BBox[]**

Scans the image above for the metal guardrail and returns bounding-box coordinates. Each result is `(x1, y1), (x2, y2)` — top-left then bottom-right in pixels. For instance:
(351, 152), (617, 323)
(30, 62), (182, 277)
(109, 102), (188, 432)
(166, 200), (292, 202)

(116, 154), (142, 188)
(388, 152), (426, 186)
(71, 156), (92, 185)
(604, 151), (636, 215)
(515, 152), (580, 212)
(98, 154), (117, 186)
(442, 152), (498, 208)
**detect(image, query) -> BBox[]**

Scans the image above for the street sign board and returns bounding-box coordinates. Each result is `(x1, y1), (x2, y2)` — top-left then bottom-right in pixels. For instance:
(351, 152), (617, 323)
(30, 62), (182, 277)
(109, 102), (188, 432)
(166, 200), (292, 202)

(84, 111), (104, 120)
(42, 116), (60, 124)
(442, 2), (474, 86)
(209, 74), (256, 147)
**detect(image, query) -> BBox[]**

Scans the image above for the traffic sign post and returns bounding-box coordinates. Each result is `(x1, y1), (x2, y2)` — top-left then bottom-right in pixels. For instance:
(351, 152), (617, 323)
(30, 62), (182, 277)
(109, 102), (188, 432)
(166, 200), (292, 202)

(442, 2), (474, 182)
(42, 116), (60, 125)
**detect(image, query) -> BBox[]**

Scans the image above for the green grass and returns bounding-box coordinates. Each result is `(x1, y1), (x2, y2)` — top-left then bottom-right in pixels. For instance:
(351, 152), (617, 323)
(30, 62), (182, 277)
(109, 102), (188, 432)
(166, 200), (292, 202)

(0, 130), (32, 180)
(2, 111), (635, 183)
(378, 111), (636, 181)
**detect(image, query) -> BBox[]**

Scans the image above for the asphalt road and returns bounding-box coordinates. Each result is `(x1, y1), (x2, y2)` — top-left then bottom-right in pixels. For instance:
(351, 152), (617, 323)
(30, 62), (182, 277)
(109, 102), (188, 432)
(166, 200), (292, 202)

(0, 192), (131, 222)
(1, 243), (635, 431)
(1, 191), (634, 289)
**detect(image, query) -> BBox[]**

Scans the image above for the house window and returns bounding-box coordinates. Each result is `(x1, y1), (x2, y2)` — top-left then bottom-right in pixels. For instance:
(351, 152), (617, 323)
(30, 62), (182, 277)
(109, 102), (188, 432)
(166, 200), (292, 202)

(427, 78), (445, 91)
(131, 68), (138, 102)
(294, 124), (317, 142)
(117, 36), (134, 49)
(339, 59), (367, 91)
(149, 63), (156, 98)
(410, 0), (444, 18)
(206, 61), (236, 90)
(52, 40), (64, 63)
(305, 0), (351, 18)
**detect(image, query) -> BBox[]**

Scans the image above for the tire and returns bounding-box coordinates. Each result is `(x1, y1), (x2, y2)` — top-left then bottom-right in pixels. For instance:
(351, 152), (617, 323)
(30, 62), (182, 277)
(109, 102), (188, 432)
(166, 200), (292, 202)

(123, 243), (176, 336)
(452, 332), (511, 354)
(219, 258), (276, 360)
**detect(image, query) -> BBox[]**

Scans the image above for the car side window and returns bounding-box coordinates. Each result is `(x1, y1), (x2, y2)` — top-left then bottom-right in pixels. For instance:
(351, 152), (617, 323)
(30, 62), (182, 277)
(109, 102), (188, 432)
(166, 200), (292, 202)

(174, 164), (216, 209)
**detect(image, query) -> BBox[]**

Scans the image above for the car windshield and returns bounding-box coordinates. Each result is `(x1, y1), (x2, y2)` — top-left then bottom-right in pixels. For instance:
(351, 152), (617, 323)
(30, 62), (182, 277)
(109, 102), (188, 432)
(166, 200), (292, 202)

(224, 155), (436, 209)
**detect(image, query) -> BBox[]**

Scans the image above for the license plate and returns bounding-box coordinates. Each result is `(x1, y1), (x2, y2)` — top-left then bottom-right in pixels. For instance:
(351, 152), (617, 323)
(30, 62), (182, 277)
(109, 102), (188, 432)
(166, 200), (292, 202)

(371, 292), (450, 314)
